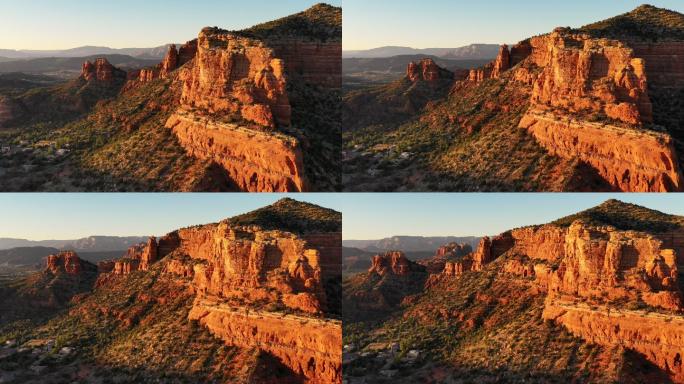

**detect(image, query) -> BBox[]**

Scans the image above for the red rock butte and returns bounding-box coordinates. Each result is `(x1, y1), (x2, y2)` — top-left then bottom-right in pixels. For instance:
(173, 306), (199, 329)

(429, 201), (684, 381)
(92, 203), (342, 383)
(458, 24), (684, 192)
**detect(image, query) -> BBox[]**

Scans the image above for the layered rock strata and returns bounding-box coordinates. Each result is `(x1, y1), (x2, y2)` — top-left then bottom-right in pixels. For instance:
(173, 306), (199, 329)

(461, 27), (684, 191)
(519, 110), (682, 192)
(189, 301), (341, 383)
(165, 110), (306, 192)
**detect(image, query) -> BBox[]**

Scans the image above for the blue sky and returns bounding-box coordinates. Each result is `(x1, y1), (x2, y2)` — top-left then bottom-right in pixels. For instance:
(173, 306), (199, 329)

(343, 0), (684, 50)
(1, 193), (683, 241)
(0, 0), (340, 50)
(0, 194), (344, 240)
(340, 194), (684, 239)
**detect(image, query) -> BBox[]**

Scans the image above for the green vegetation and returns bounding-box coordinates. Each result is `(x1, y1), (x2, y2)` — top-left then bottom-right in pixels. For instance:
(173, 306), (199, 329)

(229, 197), (341, 234)
(343, 256), (653, 382)
(551, 199), (684, 232)
(240, 3), (342, 42)
(343, 71), (593, 191)
(579, 4), (684, 41)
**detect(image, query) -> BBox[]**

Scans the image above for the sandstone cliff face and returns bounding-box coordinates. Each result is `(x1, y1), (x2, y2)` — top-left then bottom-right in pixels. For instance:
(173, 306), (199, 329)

(459, 27), (684, 192)
(95, 238), (159, 287)
(512, 30), (684, 192)
(160, 28), (314, 192)
(523, 29), (653, 125)
(419, 242), (473, 273)
(178, 28), (291, 129)
(442, 235), (513, 277)
(161, 221), (341, 382)
(46, 251), (82, 275)
(519, 110), (682, 192)
(544, 301), (684, 382)
(165, 110), (306, 192)
(468, 44), (511, 82)
(167, 222), (336, 315)
(475, 219), (684, 381)
(189, 302), (341, 383)
(369, 251), (413, 276)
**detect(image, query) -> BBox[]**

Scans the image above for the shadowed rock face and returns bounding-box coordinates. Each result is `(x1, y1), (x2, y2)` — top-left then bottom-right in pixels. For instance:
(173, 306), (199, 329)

(80, 58), (126, 84)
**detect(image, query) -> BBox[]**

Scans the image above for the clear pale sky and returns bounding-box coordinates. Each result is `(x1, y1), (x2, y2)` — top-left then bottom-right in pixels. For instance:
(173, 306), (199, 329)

(1, 194), (683, 241)
(0, 194), (345, 240)
(343, 0), (684, 50)
(0, 0), (341, 50)
(340, 194), (684, 239)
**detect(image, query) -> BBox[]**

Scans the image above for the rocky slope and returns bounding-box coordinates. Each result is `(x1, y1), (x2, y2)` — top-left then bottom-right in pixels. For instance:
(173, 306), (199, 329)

(0, 199), (342, 383)
(343, 200), (684, 383)
(0, 3), (340, 192)
(343, 5), (684, 192)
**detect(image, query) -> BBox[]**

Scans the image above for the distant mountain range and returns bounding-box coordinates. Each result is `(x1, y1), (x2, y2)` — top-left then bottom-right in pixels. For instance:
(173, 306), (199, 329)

(0, 236), (148, 252)
(0, 54), (160, 77)
(343, 236), (481, 253)
(343, 44), (501, 59)
(0, 44), (176, 60)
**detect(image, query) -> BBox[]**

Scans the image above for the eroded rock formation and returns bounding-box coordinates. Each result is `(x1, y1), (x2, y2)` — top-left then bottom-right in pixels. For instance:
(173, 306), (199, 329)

(46, 251), (83, 275)
(80, 58), (125, 83)
(189, 302), (341, 383)
(519, 111), (682, 192)
(459, 210), (684, 381)
(165, 110), (306, 192)
(460, 26), (684, 192)
(177, 28), (291, 128)
(407, 58), (453, 83)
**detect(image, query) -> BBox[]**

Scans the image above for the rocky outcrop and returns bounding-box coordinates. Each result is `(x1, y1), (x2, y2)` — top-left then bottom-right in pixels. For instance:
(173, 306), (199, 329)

(95, 238), (160, 286)
(441, 234), (514, 277)
(130, 41), (198, 85)
(165, 110), (306, 192)
(177, 28), (291, 129)
(164, 222), (340, 315)
(46, 251), (82, 275)
(523, 29), (653, 125)
(80, 58), (125, 83)
(189, 301), (341, 383)
(543, 301), (684, 382)
(369, 251), (413, 276)
(406, 58), (453, 83)
(519, 110), (683, 192)
(468, 44), (511, 82)
(419, 242), (473, 273)
(159, 219), (341, 382)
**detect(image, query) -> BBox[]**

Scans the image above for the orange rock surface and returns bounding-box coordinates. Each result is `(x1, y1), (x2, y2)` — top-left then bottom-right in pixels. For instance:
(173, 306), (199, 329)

(407, 58), (452, 83)
(189, 302), (341, 383)
(368, 251), (413, 276)
(165, 110), (306, 192)
(80, 58), (124, 83)
(543, 301), (684, 382)
(519, 110), (682, 192)
(177, 28), (291, 128)
(46, 251), (82, 275)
